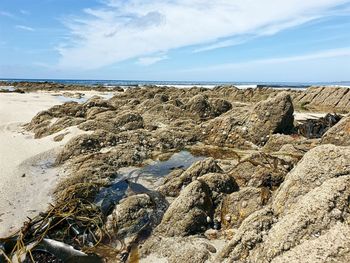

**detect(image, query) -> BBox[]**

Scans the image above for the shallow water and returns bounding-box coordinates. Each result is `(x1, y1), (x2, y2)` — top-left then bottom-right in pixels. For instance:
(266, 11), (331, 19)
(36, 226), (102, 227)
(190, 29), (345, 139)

(138, 150), (205, 177)
(56, 95), (88, 103)
(0, 86), (15, 91)
(94, 151), (205, 214)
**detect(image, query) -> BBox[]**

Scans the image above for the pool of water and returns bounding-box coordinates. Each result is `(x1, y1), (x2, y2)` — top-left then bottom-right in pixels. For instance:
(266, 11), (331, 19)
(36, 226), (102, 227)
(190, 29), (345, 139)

(94, 150), (205, 214)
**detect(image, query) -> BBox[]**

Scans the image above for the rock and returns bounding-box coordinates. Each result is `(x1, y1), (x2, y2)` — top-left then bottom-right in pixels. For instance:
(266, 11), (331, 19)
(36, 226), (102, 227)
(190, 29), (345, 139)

(247, 175), (350, 262)
(221, 187), (270, 229)
(322, 114), (350, 146)
(187, 94), (231, 119)
(246, 92), (294, 145)
(217, 207), (275, 262)
(271, 223), (350, 263)
(229, 153), (292, 190)
(273, 144), (350, 215)
(155, 180), (214, 237)
(158, 158), (223, 197)
(294, 86), (350, 113)
(217, 145), (350, 263)
(140, 236), (218, 263)
(105, 192), (168, 244)
(199, 173), (238, 206)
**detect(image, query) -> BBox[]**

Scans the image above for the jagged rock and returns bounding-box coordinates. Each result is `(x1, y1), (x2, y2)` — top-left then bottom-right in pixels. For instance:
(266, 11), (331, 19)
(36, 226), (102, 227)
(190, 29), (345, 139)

(246, 92), (294, 144)
(248, 175), (350, 262)
(155, 180), (213, 237)
(294, 86), (350, 113)
(273, 144), (350, 215)
(217, 145), (350, 263)
(217, 207), (275, 262)
(322, 114), (350, 146)
(202, 93), (294, 148)
(221, 187), (270, 229)
(158, 158), (223, 197)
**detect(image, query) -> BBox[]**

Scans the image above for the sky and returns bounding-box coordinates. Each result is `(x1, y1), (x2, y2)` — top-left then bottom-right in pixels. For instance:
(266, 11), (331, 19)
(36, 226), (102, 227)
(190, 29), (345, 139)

(0, 0), (350, 82)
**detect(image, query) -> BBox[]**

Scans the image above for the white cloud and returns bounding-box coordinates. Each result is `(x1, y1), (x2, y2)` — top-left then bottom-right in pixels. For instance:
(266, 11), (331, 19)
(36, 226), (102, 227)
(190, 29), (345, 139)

(15, 25), (35, 31)
(137, 55), (168, 65)
(20, 10), (31, 15)
(0, 10), (16, 19)
(58, 0), (350, 70)
(186, 47), (350, 72)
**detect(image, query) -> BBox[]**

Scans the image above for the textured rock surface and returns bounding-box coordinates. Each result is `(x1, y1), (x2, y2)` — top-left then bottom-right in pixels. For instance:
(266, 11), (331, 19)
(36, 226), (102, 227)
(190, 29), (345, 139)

(273, 144), (350, 215)
(217, 145), (350, 263)
(271, 223), (350, 263)
(105, 192), (168, 242)
(140, 236), (219, 263)
(158, 158), (223, 197)
(294, 86), (350, 112)
(246, 92), (294, 145)
(156, 180), (213, 237)
(322, 114), (350, 146)
(221, 187), (269, 229)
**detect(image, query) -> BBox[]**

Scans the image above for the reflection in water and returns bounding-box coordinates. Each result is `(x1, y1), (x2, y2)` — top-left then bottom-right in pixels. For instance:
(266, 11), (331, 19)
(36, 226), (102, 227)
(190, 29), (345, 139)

(94, 151), (204, 214)
(139, 150), (205, 177)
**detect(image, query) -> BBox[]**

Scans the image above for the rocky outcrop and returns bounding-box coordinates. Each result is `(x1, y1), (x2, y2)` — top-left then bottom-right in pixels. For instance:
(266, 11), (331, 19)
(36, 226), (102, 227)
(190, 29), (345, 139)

(294, 86), (350, 113)
(217, 144), (350, 263)
(322, 114), (350, 146)
(186, 94), (232, 119)
(273, 144), (350, 215)
(202, 92), (294, 148)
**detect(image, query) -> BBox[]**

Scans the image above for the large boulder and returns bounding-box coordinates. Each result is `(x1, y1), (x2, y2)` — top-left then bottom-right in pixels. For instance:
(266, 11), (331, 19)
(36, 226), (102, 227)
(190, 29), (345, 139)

(246, 92), (294, 145)
(273, 144), (350, 215)
(155, 180), (214, 237)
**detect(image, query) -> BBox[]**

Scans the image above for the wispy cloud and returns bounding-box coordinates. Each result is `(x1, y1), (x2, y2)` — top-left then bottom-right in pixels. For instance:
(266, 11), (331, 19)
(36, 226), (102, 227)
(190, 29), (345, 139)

(15, 25), (35, 31)
(58, 0), (350, 70)
(187, 47), (350, 72)
(137, 55), (168, 66)
(0, 10), (16, 19)
(20, 10), (31, 15)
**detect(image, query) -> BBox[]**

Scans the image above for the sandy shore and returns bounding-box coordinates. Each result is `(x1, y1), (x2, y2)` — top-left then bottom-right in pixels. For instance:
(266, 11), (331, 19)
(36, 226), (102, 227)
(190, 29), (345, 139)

(0, 91), (103, 237)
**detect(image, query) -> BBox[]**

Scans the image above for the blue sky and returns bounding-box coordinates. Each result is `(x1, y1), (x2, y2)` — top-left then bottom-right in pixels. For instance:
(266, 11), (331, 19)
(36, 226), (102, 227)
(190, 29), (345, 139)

(0, 0), (350, 81)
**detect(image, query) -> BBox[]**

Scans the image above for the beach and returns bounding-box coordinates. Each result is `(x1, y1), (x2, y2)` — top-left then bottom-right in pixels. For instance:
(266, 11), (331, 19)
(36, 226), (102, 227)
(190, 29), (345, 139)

(0, 91), (111, 237)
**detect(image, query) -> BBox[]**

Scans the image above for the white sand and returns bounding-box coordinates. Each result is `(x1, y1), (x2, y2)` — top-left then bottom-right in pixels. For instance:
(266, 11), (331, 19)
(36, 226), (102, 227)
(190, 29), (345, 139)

(0, 92), (102, 237)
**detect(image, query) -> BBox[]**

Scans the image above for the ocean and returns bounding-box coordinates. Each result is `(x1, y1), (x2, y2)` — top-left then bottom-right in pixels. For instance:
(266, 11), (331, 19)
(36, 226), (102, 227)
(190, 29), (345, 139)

(1, 79), (350, 89)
